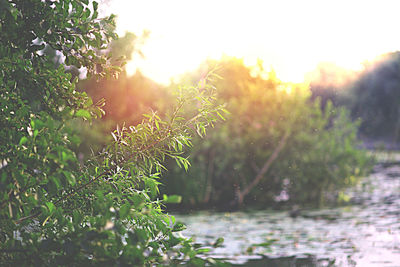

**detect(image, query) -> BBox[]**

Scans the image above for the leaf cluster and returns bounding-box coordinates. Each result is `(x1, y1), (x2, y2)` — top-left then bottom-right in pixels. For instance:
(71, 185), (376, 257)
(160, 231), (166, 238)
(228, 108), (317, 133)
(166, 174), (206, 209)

(0, 1), (227, 266)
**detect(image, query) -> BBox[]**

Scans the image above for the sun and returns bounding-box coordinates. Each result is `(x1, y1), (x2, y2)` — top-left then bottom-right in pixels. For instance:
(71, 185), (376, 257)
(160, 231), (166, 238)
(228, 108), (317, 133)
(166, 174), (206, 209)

(105, 0), (400, 85)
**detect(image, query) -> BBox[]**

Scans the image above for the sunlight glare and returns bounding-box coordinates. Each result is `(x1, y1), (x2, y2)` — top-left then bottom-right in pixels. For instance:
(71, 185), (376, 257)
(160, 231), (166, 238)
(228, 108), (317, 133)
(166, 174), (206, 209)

(106, 0), (400, 84)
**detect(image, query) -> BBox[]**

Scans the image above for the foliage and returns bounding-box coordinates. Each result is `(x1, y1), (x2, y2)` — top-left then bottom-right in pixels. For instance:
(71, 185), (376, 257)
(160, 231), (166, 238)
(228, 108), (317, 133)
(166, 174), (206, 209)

(81, 69), (170, 128)
(71, 31), (170, 160)
(0, 1), (227, 266)
(346, 52), (400, 141)
(308, 62), (358, 109)
(310, 52), (400, 142)
(162, 58), (372, 208)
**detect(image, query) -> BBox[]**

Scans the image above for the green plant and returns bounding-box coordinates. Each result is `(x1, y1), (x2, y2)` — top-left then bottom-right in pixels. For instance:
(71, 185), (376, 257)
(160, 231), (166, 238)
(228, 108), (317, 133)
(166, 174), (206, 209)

(0, 1), (227, 265)
(163, 58), (372, 208)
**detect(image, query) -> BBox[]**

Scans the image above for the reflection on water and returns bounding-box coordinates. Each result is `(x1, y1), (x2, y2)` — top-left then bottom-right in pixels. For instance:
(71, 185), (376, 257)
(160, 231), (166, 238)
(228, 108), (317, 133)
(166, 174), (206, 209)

(174, 160), (400, 266)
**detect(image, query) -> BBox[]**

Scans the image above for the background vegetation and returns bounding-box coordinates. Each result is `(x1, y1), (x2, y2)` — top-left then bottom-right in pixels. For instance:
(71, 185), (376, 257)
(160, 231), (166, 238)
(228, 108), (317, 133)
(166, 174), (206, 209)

(162, 58), (371, 209)
(311, 52), (400, 143)
(72, 42), (376, 211)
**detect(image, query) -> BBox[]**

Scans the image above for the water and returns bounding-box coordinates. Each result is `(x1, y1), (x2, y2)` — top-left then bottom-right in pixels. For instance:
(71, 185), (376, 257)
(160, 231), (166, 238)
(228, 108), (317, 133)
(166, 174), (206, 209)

(174, 158), (400, 266)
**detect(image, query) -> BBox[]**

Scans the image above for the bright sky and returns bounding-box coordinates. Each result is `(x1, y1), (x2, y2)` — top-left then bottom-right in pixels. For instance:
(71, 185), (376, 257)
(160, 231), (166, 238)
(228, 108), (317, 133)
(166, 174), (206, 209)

(104, 0), (400, 84)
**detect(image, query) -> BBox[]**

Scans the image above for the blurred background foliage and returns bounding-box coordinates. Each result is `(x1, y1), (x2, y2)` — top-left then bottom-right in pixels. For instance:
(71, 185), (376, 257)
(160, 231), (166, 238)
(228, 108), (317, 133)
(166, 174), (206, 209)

(310, 52), (400, 144)
(162, 58), (372, 209)
(73, 31), (387, 209)
(71, 32), (173, 160)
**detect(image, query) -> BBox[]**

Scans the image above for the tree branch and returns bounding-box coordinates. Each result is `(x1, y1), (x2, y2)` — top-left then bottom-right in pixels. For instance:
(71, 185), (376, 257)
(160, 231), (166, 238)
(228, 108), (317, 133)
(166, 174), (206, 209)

(53, 170), (109, 205)
(236, 131), (290, 205)
(15, 170), (108, 225)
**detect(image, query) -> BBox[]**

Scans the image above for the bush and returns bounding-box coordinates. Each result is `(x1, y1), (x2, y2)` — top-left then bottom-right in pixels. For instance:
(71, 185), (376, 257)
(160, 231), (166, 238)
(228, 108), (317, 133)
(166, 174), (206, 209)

(162, 58), (372, 208)
(0, 1), (226, 265)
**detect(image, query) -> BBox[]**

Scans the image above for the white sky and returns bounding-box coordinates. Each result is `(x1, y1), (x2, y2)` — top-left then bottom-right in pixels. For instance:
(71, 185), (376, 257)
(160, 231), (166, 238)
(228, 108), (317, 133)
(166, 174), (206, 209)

(103, 0), (400, 84)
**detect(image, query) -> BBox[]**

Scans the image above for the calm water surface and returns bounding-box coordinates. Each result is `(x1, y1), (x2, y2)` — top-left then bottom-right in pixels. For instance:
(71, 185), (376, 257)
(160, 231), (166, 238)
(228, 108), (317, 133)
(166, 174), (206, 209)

(174, 156), (400, 266)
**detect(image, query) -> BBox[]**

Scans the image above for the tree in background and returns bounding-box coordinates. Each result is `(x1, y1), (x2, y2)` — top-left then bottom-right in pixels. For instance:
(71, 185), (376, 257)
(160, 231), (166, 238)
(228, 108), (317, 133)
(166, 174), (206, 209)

(162, 57), (371, 208)
(347, 52), (400, 141)
(308, 62), (358, 108)
(310, 52), (400, 143)
(0, 1), (226, 265)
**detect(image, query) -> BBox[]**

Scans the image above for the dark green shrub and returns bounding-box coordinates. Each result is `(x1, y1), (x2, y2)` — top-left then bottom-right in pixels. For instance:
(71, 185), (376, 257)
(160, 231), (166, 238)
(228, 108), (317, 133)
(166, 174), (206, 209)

(0, 1), (227, 265)
(310, 52), (400, 142)
(348, 52), (400, 140)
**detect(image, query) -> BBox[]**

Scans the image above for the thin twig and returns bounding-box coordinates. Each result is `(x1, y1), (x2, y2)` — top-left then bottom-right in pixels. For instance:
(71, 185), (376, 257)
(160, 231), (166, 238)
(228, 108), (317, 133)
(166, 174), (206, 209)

(16, 170), (108, 224)
(237, 131), (290, 205)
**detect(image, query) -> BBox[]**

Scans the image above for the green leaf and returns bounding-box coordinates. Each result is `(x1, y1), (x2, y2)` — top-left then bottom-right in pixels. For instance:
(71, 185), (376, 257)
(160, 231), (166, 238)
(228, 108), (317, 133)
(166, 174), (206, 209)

(172, 222), (186, 232)
(252, 239), (278, 247)
(72, 210), (82, 224)
(75, 109), (91, 119)
(213, 237), (224, 248)
(92, 1), (98, 11)
(63, 171), (76, 186)
(46, 202), (55, 214)
(163, 194), (182, 204)
(196, 248), (210, 253)
(119, 203), (130, 219)
(19, 136), (28, 145)
(144, 178), (160, 198)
